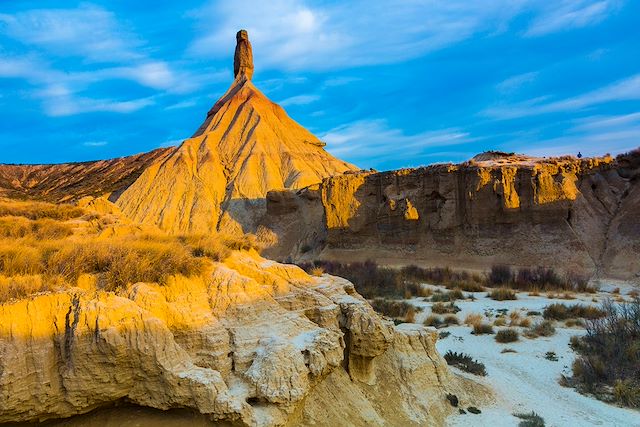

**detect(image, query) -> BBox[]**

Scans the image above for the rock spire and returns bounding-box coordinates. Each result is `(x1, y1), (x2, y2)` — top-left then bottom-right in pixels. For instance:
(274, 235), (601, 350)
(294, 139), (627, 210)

(234, 29), (254, 80)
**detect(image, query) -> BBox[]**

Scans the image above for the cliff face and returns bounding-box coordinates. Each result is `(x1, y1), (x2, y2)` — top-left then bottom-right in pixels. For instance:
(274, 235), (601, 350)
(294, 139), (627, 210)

(264, 152), (640, 280)
(0, 251), (480, 426)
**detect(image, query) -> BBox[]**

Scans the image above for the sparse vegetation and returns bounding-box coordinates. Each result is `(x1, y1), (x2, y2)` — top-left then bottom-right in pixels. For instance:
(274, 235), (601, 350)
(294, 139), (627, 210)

(495, 329), (519, 343)
(431, 289), (464, 302)
(489, 287), (517, 301)
(472, 322), (494, 335)
(431, 302), (461, 314)
(488, 264), (594, 293)
(0, 200), (85, 220)
(514, 411), (545, 427)
(424, 314), (444, 328)
(525, 320), (556, 338)
(444, 351), (487, 376)
(370, 298), (421, 319)
(443, 314), (460, 326)
(542, 303), (605, 321)
(570, 299), (640, 408)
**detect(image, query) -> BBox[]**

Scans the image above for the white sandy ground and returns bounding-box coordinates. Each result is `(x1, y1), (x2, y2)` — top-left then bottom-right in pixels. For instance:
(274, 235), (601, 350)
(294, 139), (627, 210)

(399, 285), (640, 427)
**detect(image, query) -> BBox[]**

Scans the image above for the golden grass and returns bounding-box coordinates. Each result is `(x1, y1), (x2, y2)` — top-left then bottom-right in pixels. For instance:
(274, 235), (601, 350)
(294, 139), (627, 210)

(464, 312), (483, 326)
(310, 266), (325, 277)
(0, 216), (73, 240)
(0, 200), (85, 220)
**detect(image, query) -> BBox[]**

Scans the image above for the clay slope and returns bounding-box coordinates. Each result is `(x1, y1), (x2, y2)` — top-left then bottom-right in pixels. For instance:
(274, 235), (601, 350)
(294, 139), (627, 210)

(0, 148), (173, 203)
(0, 250), (482, 425)
(263, 151), (640, 280)
(116, 32), (356, 235)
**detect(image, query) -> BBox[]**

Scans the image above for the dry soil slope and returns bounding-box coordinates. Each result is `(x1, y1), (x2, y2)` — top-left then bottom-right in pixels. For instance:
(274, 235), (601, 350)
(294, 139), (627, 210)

(0, 148), (173, 203)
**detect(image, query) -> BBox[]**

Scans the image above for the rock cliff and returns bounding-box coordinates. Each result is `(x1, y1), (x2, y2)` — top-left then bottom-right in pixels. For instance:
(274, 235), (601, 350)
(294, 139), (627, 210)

(263, 151), (640, 280)
(0, 250), (481, 425)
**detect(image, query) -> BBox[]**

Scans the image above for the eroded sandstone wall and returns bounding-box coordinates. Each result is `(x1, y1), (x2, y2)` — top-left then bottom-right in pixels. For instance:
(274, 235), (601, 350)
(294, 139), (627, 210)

(264, 154), (639, 280)
(0, 252), (480, 426)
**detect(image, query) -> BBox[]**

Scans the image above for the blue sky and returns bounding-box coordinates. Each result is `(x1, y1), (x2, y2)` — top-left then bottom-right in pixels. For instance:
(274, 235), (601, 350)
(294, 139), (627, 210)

(0, 0), (639, 170)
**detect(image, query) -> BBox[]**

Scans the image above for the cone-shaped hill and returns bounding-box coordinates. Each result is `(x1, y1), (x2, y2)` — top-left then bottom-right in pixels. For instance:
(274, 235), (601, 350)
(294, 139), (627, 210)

(116, 30), (357, 234)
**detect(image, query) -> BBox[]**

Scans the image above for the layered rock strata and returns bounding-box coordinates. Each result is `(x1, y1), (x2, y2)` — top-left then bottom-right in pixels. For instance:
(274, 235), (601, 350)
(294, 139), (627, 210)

(263, 152), (640, 280)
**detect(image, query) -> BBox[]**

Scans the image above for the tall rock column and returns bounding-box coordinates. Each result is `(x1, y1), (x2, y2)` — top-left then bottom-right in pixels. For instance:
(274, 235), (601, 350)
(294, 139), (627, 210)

(234, 30), (254, 80)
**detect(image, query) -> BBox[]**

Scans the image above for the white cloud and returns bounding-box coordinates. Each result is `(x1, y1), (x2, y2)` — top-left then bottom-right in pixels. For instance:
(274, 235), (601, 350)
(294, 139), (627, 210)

(83, 141), (108, 147)
(188, 0), (618, 72)
(279, 94), (320, 106)
(321, 119), (476, 167)
(484, 73), (640, 119)
(496, 71), (539, 93)
(0, 4), (141, 62)
(524, 1), (619, 37)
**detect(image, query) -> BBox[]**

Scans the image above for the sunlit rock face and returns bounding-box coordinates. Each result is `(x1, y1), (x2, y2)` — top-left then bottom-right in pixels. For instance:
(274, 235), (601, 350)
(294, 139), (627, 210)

(115, 30), (356, 235)
(263, 152), (640, 280)
(0, 251), (478, 426)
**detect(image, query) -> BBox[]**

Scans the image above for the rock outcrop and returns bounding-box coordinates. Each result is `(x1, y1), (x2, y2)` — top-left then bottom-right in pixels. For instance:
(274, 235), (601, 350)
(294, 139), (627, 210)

(114, 30), (356, 234)
(0, 251), (481, 425)
(263, 152), (640, 280)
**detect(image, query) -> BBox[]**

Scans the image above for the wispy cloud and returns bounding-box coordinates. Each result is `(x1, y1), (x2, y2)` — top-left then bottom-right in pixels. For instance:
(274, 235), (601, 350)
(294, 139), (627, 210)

(83, 141), (108, 147)
(484, 73), (640, 119)
(524, 1), (619, 37)
(509, 111), (640, 157)
(0, 4), (141, 62)
(279, 94), (320, 106)
(189, 0), (618, 71)
(496, 71), (539, 94)
(321, 119), (476, 168)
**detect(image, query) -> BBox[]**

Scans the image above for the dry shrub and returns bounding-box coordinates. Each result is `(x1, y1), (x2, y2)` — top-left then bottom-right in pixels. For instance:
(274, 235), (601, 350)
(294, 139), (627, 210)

(310, 267), (324, 277)
(431, 302), (461, 314)
(519, 317), (532, 328)
(0, 246), (42, 276)
(495, 328), (519, 343)
(370, 298), (420, 319)
(472, 322), (494, 335)
(525, 320), (556, 338)
(0, 274), (59, 303)
(181, 235), (231, 261)
(405, 306), (417, 323)
(542, 303), (605, 321)
(0, 217), (73, 240)
(443, 314), (460, 326)
(493, 317), (507, 327)
(0, 200), (85, 220)
(424, 314), (443, 328)
(489, 288), (517, 301)
(464, 313), (483, 326)
(431, 289), (464, 302)
(571, 299), (640, 408)
(509, 311), (521, 326)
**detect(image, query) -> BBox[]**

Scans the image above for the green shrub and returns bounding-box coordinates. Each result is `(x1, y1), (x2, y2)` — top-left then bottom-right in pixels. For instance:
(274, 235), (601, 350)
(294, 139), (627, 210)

(443, 351), (487, 376)
(514, 411), (545, 427)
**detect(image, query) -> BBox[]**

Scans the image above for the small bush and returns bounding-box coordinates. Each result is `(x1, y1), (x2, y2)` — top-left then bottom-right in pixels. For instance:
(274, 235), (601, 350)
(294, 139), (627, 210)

(489, 288), (517, 301)
(431, 289), (464, 302)
(525, 320), (556, 338)
(309, 266), (324, 277)
(514, 411), (545, 427)
(495, 329), (519, 343)
(464, 313), (483, 326)
(443, 314), (460, 326)
(613, 380), (640, 408)
(472, 322), (494, 335)
(431, 302), (461, 314)
(543, 303), (605, 321)
(424, 314), (444, 328)
(371, 298), (419, 319)
(493, 317), (507, 327)
(443, 351), (487, 376)
(545, 351), (558, 361)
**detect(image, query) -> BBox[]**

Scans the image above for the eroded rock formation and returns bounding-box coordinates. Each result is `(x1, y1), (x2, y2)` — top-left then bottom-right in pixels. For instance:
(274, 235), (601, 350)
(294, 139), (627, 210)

(114, 30), (356, 234)
(263, 152), (640, 280)
(0, 251), (481, 425)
